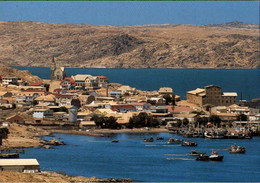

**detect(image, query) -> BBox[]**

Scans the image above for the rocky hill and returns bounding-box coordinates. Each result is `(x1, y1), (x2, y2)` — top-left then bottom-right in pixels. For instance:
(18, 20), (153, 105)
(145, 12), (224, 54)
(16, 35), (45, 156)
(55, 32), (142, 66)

(0, 64), (42, 84)
(0, 21), (258, 69)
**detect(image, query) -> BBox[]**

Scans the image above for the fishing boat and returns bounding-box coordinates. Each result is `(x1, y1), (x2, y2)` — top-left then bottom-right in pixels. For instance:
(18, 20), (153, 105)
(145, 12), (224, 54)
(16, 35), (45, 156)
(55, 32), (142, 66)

(196, 154), (209, 161)
(208, 151), (224, 161)
(111, 139), (119, 143)
(144, 137), (154, 142)
(156, 136), (164, 140)
(0, 153), (19, 159)
(181, 140), (197, 147)
(229, 144), (246, 153)
(166, 138), (182, 144)
(189, 150), (206, 156)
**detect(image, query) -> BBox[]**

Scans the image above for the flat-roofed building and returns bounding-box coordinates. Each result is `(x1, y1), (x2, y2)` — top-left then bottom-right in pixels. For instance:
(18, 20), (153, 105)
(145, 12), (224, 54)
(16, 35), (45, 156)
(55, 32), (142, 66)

(186, 85), (237, 107)
(0, 159), (40, 173)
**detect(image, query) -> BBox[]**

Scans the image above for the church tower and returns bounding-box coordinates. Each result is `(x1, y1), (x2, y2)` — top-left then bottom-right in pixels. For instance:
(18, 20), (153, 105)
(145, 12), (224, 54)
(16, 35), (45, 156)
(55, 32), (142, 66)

(50, 56), (56, 81)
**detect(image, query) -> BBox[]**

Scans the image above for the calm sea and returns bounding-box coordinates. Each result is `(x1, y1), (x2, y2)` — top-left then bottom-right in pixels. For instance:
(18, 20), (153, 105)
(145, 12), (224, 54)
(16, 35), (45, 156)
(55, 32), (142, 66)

(20, 133), (260, 182)
(15, 67), (260, 100)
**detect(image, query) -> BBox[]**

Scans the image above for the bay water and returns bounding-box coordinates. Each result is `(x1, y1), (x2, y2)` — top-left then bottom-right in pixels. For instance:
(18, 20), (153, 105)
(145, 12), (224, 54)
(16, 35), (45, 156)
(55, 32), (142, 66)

(15, 67), (260, 101)
(20, 133), (260, 182)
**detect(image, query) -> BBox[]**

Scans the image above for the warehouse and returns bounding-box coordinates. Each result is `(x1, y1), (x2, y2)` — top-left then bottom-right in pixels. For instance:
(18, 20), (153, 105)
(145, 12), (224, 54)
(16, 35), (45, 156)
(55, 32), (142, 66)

(0, 159), (40, 173)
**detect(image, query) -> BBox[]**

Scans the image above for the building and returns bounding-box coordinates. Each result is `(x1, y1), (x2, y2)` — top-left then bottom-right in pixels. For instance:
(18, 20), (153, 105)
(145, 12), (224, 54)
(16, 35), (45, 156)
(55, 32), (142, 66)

(0, 159), (40, 173)
(5, 114), (25, 125)
(2, 77), (22, 86)
(50, 57), (66, 81)
(111, 104), (137, 113)
(60, 77), (76, 90)
(158, 87), (173, 95)
(129, 102), (151, 111)
(186, 85), (237, 107)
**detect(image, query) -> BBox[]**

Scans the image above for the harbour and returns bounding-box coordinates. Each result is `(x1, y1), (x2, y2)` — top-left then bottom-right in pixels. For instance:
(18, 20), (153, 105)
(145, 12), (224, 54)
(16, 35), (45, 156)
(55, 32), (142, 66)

(19, 133), (260, 182)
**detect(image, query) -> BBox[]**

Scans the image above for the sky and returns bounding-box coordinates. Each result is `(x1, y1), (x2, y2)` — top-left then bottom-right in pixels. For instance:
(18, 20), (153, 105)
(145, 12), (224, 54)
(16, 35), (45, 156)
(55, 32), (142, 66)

(0, 1), (259, 26)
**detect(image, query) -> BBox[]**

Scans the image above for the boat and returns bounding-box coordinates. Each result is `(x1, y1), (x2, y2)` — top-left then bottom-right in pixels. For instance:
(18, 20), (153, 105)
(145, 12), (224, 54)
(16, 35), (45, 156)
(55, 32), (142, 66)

(144, 137), (154, 142)
(189, 150), (206, 156)
(166, 138), (182, 144)
(181, 140), (197, 147)
(0, 153), (19, 159)
(156, 136), (164, 140)
(208, 151), (224, 161)
(229, 144), (246, 153)
(204, 131), (225, 139)
(196, 154), (209, 161)
(111, 139), (119, 143)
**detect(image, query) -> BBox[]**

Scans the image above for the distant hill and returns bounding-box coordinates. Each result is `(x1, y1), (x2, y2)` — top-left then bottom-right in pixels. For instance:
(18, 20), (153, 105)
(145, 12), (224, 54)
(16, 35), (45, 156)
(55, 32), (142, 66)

(0, 21), (259, 69)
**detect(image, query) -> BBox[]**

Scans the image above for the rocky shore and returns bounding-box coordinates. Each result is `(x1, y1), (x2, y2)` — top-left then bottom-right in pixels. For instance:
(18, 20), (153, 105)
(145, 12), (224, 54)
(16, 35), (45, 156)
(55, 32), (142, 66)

(0, 171), (132, 182)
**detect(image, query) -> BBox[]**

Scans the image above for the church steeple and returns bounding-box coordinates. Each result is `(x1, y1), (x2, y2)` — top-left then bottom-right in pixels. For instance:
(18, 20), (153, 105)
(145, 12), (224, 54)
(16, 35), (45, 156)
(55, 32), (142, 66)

(50, 56), (56, 81)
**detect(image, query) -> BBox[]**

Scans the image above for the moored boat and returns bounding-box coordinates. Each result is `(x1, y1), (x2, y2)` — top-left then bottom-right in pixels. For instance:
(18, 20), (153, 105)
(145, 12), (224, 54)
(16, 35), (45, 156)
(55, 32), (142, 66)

(181, 140), (197, 147)
(144, 137), (154, 142)
(166, 138), (182, 144)
(209, 151), (224, 161)
(229, 144), (246, 153)
(189, 150), (206, 156)
(156, 136), (164, 140)
(0, 153), (20, 159)
(111, 139), (119, 143)
(196, 154), (209, 161)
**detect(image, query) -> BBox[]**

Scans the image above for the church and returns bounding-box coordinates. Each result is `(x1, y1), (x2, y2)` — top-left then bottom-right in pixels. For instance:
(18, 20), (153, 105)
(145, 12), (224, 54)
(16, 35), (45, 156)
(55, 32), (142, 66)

(50, 57), (66, 81)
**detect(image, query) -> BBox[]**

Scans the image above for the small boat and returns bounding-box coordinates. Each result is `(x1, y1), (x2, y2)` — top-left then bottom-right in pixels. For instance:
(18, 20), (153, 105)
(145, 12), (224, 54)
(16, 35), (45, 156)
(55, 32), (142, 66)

(166, 138), (182, 144)
(144, 137), (154, 142)
(209, 151), (224, 161)
(182, 140), (197, 147)
(0, 153), (19, 159)
(229, 144), (246, 153)
(189, 150), (206, 156)
(196, 154), (209, 161)
(111, 140), (119, 143)
(156, 136), (164, 140)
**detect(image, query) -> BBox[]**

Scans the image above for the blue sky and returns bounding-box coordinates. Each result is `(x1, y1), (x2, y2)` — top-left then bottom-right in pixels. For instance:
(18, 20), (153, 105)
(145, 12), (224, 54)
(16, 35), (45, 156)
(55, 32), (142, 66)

(0, 1), (259, 25)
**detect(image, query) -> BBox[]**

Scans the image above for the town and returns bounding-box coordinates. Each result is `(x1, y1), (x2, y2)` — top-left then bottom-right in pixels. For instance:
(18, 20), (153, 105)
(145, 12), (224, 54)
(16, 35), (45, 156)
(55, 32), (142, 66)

(0, 59), (259, 139)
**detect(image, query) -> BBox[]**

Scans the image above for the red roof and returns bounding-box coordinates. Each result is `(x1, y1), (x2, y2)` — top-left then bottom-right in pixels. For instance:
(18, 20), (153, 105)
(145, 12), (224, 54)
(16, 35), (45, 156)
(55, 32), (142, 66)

(111, 105), (136, 111)
(29, 82), (43, 86)
(60, 77), (76, 85)
(53, 93), (75, 98)
(129, 102), (150, 106)
(167, 106), (193, 113)
(97, 76), (109, 80)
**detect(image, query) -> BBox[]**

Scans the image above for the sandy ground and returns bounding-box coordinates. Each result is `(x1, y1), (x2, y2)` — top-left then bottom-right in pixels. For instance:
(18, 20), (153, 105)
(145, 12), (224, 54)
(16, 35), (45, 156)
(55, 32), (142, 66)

(0, 171), (132, 182)
(1, 124), (50, 150)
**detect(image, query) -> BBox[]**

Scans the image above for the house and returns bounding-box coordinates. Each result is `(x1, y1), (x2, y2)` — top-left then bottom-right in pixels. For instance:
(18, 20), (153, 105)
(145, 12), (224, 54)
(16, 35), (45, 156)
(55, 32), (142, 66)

(5, 114), (25, 125)
(212, 112), (238, 122)
(150, 106), (168, 113)
(78, 94), (95, 106)
(71, 74), (101, 89)
(110, 91), (121, 98)
(96, 76), (109, 87)
(29, 82), (44, 87)
(170, 106), (194, 114)
(33, 108), (53, 119)
(111, 104), (137, 113)
(1, 121), (11, 127)
(34, 94), (56, 105)
(79, 121), (96, 129)
(228, 104), (250, 115)
(173, 113), (199, 123)
(0, 159), (40, 173)
(117, 85), (136, 95)
(0, 92), (13, 99)
(60, 77), (76, 90)
(186, 85), (237, 107)
(129, 102), (151, 111)
(158, 87), (173, 95)
(16, 91), (45, 105)
(2, 77), (22, 86)
(54, 94), (76, 106)
(146, 97), (166, 105)
(20, 86), (46, 92)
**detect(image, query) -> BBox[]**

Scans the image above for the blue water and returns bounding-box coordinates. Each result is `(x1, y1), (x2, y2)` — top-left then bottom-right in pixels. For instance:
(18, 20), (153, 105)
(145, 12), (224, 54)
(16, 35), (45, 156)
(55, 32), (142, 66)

(20, 133), (260, 182)
(14, 67), (260, 101)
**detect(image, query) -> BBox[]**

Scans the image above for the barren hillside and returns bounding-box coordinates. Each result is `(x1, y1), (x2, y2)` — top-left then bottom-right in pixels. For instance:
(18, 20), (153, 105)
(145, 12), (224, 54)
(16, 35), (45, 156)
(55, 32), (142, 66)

(0, 21), (258, 68)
